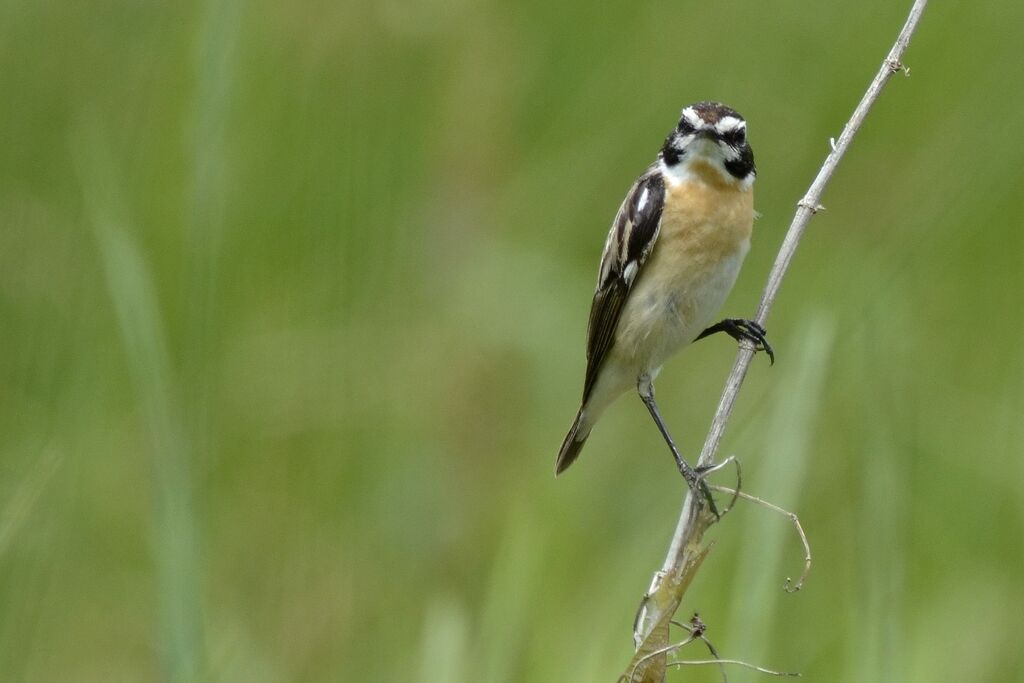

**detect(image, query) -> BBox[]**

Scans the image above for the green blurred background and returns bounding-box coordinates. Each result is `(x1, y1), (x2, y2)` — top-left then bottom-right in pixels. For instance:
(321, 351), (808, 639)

(2, 1), (1022, 681)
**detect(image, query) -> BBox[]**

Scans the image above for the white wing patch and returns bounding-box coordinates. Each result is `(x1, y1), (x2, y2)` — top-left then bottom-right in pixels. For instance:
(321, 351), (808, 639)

(623, 261), (639, 285)
(636, 187), (649, 213)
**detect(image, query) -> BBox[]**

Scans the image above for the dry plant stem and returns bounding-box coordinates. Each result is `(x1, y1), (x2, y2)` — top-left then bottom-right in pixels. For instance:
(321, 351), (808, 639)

(624, 1), (928, 680)
(710, 484), (812, 593)
(627, 639), (799, 681)
(666, 660), (799, 678)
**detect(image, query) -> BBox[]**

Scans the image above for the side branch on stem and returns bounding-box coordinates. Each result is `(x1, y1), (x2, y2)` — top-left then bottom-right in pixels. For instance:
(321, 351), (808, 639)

(622, 1), (928, 680)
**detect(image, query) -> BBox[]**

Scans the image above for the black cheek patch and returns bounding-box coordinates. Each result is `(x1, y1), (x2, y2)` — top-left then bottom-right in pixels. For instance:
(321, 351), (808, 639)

(724, 145), (756, 180)
(660, 134), (682, 165)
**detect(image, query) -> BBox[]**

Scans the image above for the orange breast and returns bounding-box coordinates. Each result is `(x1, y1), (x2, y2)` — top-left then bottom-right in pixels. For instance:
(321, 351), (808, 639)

(659, 170), (754, 275)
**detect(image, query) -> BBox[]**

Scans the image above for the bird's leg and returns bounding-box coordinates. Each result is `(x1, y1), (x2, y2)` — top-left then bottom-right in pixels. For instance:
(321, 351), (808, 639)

(695, 318), (775, 365)
(637, 377), (719, 518)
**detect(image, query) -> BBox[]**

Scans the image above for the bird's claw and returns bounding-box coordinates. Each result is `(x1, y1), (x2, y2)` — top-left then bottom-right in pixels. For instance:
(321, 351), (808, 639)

(729, 319), (775, 365)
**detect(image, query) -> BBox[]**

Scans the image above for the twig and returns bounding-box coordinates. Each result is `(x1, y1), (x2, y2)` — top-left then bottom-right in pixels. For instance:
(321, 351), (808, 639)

(628, 636), (697, 680)
(709, 485), (812, 593)
(671, 615), (728, 683)
(626, 626), (800, 683)
(627, 632), (790, 683)
(666, 660), (800, 678)
(623, 1), (928, 680)
(702, 456), (742, 518)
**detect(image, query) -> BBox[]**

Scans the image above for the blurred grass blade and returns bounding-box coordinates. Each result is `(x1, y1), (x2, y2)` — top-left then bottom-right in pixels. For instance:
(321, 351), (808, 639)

(182, 0), (243, 449)
(74, 118), (204, 683)
(416, 597), (469, 683)
(844, 295), (910, 682)
(846, 451), (906, 681)
(0, 448), (61, 560)
(727, 312), (836, 663)
(474, 509), (544, 683)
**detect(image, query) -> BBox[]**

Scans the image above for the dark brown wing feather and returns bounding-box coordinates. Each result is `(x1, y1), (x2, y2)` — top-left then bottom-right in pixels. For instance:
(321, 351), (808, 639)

(581, 166), (665, 403)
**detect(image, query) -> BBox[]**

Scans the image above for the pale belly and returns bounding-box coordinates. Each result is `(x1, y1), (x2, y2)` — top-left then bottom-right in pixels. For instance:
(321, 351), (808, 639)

(613, 236), (749, 374)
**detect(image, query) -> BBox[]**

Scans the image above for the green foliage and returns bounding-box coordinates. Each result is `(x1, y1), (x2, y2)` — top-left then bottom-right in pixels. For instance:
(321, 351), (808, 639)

(1, 1), (1022, 680)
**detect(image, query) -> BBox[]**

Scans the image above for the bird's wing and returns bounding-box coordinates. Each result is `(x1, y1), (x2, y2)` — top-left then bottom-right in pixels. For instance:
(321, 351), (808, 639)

(582, 165), (665, 403)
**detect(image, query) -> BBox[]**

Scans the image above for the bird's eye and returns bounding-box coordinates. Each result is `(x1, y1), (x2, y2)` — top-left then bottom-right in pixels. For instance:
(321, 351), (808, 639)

(726, 128), (747, 146)
(677, 120), (695, 135)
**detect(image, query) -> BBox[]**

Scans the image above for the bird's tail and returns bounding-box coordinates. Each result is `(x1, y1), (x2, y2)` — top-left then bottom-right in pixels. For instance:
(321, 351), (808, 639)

(555, 407), (591, 475)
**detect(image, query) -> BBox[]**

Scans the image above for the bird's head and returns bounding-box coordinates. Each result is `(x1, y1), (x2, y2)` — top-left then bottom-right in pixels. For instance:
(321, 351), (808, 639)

(660, 101), (755, 187)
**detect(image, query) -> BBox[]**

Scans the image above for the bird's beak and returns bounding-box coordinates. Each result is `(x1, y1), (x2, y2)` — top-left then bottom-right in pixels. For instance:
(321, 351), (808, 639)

(689, 129), (719, 156)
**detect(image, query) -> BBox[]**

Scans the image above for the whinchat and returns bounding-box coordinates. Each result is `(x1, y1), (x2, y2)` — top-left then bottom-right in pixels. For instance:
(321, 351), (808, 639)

(555, 101), (773, 502)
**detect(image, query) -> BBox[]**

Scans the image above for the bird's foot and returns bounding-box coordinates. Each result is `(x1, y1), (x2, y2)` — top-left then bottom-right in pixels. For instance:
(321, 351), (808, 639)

(720, 318), (775, 365)
(677, 458), (721, 519)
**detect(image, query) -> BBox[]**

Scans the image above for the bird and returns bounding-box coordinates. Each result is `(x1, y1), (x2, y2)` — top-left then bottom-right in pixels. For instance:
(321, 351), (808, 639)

(555, 101), (773, 501)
